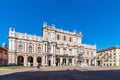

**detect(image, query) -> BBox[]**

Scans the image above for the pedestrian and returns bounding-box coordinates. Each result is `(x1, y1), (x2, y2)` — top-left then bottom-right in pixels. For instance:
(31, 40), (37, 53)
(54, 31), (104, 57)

(37, 64), (40, 69)
(30, 63), (32, 68)
(37, 63), (41, 69)
(39, 63), (41, 68)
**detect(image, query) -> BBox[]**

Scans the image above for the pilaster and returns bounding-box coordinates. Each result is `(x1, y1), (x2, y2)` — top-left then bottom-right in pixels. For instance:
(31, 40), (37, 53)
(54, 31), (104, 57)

(24, 55), (27, 66)
(33, 56), (37, 66)
(60, 57), (63, 66)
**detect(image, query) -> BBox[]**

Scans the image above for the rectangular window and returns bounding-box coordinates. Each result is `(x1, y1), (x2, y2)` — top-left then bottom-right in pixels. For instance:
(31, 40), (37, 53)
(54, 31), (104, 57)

(64, 36), (66, 41)
(70, 37), (72, 42)
(57, 34), (60, 40)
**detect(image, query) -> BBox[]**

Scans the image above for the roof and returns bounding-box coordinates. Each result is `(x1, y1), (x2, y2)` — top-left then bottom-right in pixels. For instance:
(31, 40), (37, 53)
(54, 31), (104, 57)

(0, 47), (8, 51)
(97, 46), (120, 53)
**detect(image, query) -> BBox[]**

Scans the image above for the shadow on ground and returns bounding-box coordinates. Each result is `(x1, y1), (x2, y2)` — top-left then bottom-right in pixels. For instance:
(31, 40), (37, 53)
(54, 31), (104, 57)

(0, 69), (120, 80)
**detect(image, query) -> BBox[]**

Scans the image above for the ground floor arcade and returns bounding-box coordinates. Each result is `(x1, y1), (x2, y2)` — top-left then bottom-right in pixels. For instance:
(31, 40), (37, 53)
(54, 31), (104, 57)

(96, 60), (119, 67)
(16, 54), (76, 66)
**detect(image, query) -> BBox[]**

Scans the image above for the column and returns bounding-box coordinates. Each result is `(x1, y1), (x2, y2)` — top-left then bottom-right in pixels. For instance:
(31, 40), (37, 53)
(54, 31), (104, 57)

(12, 39), (16, 64)
(102, 60), (104, 66)
(60, 57), (63, 66)
(54, 45), (56, 54)
(72, 58), (75, 66)
(51, 56), (55, 66)
(89, 59), (91, 66)
(24, 55), (27, 66)
(84, 59), (86, 63)
(34, 43), (36, 53)
(12, 53), (16, 64)
(58, 58), (60, 66)
(45, 44), (46, 53)
(53, 56), (56, 66)
(43, 44), (45, 53)
(11, 40), (13, 51)
(46, 55), (48, 66)
(12, 39), (16, 52)
(53, 45), (54, 54)
(72, 48), (75, 56)
(42, 55), (45, 66)
(51, 55), (53, 66)
(33, 56), (37, 66)
(94, 58), (96, 66)
(46, 43), (47, 53)
(15, 57), (18, 65)
(8, 53), (11, 64)
(51, 45), (53, 54)
(9, 39), (12, 51)
(25, 42), (26, 53)
(66, 58), (68, 65)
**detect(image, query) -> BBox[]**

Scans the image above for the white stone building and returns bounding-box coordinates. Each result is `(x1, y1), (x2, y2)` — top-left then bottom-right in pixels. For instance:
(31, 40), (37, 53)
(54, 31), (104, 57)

(96, 46), (120, 66)
(8, 22), (96, 66)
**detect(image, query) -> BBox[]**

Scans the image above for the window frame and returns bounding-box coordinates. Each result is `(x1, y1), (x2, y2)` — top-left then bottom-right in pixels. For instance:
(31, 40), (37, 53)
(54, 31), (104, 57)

(57, 34), (60, 40)
(64, 36), (66, 41)
(28, 43), (32, 53)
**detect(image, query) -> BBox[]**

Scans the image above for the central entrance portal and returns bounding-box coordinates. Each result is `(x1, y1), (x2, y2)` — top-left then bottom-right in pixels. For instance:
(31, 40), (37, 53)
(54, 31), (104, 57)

(56, 58), (60, 66)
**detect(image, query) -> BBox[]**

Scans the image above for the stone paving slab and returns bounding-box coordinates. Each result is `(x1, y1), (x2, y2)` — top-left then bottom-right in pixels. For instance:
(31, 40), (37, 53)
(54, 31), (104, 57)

(0, 66), (120, 80)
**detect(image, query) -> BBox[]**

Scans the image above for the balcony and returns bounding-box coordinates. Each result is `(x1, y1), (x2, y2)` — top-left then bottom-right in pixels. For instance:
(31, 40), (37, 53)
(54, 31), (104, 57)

(55, 52), (62, 55)
(63, 53), (74, 56)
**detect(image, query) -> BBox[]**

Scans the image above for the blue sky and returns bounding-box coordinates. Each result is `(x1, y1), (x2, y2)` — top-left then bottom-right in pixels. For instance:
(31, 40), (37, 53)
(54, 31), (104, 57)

(0, 0), (120, 50)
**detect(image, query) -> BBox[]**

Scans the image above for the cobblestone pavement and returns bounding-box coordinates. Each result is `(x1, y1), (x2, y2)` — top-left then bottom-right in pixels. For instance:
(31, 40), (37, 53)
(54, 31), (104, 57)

(0, 66), (120, 80)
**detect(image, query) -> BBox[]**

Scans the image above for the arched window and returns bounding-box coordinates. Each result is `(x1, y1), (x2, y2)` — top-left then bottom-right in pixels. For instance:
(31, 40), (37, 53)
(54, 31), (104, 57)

(38, 44), (41, 53)
(18, 41), (22, 53)
(28, 46), (32, 53)
(28, 43), (32, 53)
(64, 36), (66, 41)
(18, 44), (22, 53)
(57, 34), (59, 40)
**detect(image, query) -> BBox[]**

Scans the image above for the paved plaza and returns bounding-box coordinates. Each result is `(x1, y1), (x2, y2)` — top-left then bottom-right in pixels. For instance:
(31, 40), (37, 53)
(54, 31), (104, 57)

(0, 66), (120, 80)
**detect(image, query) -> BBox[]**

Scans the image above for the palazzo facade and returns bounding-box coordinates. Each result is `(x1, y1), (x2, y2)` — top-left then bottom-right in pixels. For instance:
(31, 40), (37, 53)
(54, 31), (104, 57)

(96, 46), (120, 67)
(8, 22), (96, 66)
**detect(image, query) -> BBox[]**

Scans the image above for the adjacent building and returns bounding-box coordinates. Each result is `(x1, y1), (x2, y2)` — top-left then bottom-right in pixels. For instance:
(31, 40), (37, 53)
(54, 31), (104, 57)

(0, 43), (8, 66)
(96, 46), (120, 66)
(8, 22), (96, 66)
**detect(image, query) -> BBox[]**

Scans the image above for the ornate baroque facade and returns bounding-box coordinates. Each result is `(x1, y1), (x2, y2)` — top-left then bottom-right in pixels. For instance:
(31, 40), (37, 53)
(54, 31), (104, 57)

(8, 22), (96, 66)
